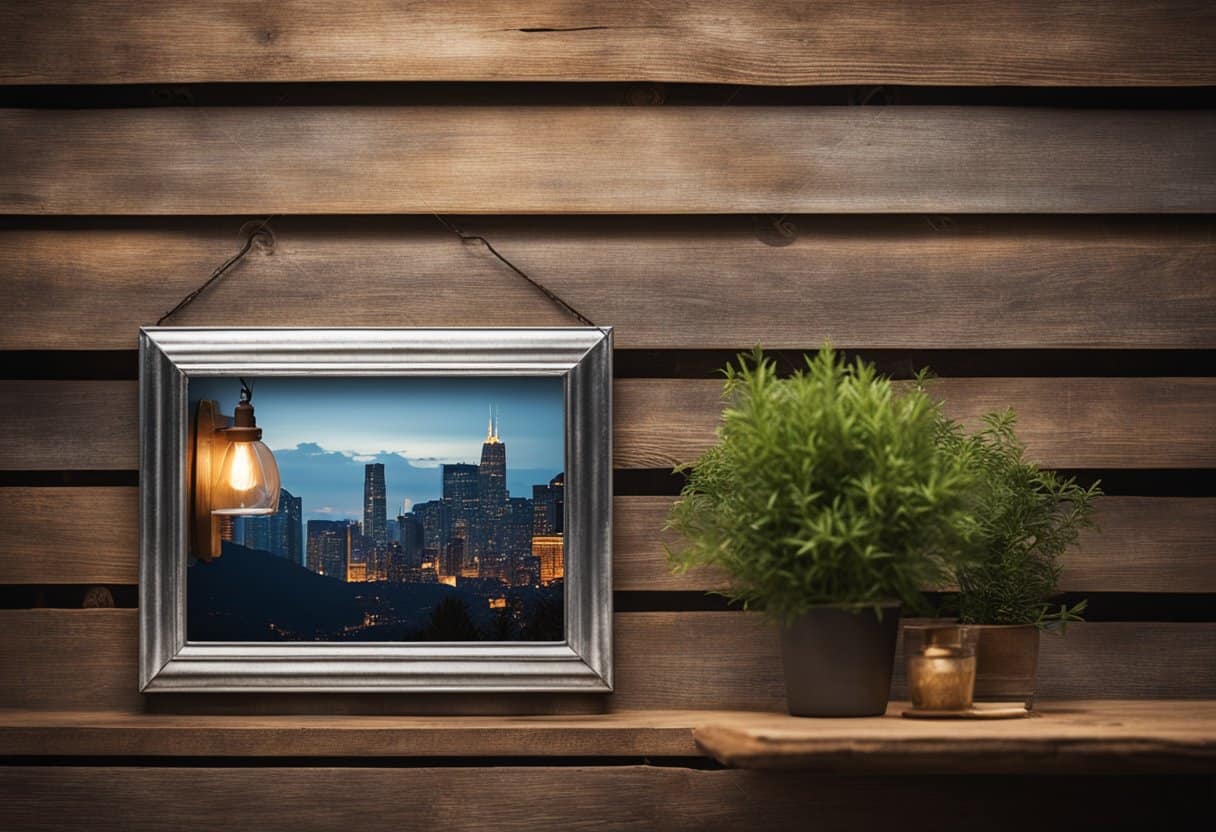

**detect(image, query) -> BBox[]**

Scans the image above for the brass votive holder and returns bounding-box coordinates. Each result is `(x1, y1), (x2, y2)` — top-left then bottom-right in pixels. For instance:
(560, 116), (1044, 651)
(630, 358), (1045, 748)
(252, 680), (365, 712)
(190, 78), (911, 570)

(904, 625), (979, 712)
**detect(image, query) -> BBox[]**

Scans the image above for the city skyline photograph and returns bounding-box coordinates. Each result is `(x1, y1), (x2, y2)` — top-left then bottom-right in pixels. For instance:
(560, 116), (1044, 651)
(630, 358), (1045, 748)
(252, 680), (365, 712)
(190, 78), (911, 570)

(186, 376), (566, 643)
(192, 375), (565, 523)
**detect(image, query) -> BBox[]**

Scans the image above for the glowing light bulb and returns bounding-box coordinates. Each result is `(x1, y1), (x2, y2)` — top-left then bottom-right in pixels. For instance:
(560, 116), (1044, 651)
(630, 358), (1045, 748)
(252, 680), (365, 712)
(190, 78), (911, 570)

(192, 381), (283, 561)
(225, 441), (258, 492)
(212, 438), (280, 515)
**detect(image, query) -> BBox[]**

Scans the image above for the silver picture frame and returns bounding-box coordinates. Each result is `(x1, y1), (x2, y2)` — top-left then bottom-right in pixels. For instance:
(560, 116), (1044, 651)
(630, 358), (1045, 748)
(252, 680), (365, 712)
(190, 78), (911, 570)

(138, 327), (613, 693)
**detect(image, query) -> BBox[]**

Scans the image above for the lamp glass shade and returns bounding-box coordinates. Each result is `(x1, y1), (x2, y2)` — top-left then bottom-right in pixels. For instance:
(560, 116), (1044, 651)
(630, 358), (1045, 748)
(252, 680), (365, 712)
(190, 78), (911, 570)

(212, 439), (280, 515)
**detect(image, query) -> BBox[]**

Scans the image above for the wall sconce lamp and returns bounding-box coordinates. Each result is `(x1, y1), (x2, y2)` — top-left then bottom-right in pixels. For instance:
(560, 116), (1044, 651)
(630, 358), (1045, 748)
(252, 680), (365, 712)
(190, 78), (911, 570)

(190, 379), (280, 562)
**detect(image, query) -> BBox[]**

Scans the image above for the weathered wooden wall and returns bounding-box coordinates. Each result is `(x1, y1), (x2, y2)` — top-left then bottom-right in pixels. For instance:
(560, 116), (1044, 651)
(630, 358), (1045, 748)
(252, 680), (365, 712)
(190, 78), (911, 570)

(1, 2), (1214, 828)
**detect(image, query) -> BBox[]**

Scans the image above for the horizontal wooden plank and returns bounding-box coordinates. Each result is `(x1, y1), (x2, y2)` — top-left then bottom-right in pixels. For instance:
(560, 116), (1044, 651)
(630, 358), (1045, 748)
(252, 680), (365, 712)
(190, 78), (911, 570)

(0, 701), (1209, 774)
(2, 108), (1213, 214)
(0, 709), (699, 759)
(2, 2), (1213, 86)
(692, 700), (1216, 772)
(0, 608), (604, 717)
(0, 610), (146, 712)
(0, 488), (137, 584)
(1, 610), (1212, 713)
(2, 378), (1212, 472)
(616, 378), (1216, 470)
(3, 489), (1211, 594)
(1, 767), (1206, 832)
(616, 616), (1216, 711)
(2, 217), (1214, 350)
(1061, 498), (1216, 593)
(0, 381), (137, 472)
(618, 495), (1216, 593)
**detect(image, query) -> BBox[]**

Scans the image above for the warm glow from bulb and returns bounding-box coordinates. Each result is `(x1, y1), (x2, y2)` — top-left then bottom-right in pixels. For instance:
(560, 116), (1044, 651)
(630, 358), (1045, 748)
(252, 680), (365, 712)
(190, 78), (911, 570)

(213, 439), (279, 515)
(226, 441), (258, 491)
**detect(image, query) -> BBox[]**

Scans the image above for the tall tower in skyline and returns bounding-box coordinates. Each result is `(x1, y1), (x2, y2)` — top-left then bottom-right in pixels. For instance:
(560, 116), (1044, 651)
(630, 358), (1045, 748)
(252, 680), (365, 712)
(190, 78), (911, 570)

(479, 407), (506, 489)
(279, 488), (303, 565)
(363, 462), (387, 545)
(479, 406), (508, 556)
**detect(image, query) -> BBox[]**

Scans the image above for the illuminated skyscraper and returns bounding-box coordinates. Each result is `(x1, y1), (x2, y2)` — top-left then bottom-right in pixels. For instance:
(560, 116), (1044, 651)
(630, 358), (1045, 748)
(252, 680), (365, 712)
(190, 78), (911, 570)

(414, 499), (446, 552)
(532, 535), (564, 586)
(479, 408), (507, 502)
(278, 489), (303, 564)
(533, 473), (564, 536)
(442, 464), (479, 508)
(306, 519), (352, 579)
(479, 407), (507, 555)
(440, 535), (465, 586)
(349, 531), (373, 582)
(242, 511), (271, 552)
(242, 488), (302, 563)
(505, 496), (534, 556)
(443, 462), (479, 557)
(397, 513), (423, 565)
(363, 463), (387, 545)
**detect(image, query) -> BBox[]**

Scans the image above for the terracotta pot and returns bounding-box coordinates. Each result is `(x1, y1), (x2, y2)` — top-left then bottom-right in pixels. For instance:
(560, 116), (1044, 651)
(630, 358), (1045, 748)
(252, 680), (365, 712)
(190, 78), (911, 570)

(971, 624), (1040, 708)
(779, 604), (901, 717)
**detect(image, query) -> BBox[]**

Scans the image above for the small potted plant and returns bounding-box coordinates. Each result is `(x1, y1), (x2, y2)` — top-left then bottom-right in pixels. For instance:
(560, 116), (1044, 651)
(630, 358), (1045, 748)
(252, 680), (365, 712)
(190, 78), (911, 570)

(941, 409), (1100, 707)
(666, 348), (975, 717)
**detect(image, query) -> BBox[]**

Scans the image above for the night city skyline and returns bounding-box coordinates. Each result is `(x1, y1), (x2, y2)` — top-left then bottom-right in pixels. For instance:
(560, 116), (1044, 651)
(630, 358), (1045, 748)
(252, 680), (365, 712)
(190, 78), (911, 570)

(188, 377), (565, 642)
(190, 376), (564, 522)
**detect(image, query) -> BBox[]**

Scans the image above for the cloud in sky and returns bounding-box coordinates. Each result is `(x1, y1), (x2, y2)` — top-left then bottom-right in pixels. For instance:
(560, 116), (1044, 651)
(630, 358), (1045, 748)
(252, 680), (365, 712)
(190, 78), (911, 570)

(191, 375), (563, 464)
(272, 443), (560, 523)
(189, 376), (564, 523)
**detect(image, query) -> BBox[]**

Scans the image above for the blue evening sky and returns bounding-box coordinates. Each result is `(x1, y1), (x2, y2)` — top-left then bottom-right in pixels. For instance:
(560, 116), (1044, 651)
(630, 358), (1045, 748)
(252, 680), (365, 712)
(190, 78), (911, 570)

(189, 377), (564, 522)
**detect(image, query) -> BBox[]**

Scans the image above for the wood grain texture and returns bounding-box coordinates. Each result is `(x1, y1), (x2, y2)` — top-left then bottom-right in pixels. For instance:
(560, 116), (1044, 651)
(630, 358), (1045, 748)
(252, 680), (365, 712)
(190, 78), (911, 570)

(0, 381), (137, 471)
(1, 610), (1211, 713)
(2, 378), (1212, 471)
(0, 710), (700, 759)
(2, 217), (1214, 350)
(2, 108), (1214, 214)
(1062, 498), (1216, 593)
(615, 615), (1216, 711)
(3, 490), (1211, 593)
(614, 378), (1216, 470)
(1, 767), (1206, 832)
(693, 700), (1216, 772)
(2, 1), (1213, 86)
(0, 488), (137, 584)
(619, 495), (1216, 593)
(0, 702), (1209, 773)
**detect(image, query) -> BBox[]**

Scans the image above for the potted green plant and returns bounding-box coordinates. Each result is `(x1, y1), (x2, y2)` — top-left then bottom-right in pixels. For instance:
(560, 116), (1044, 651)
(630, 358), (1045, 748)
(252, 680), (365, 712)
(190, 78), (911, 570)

(666, 348), (975, 717)
(940, 409), (1100, 708)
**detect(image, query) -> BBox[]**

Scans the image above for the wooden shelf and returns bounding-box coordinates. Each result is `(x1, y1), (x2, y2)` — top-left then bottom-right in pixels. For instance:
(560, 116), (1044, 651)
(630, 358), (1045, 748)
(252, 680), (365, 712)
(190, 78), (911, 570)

(695, 700), (1216, 773)
(0, 701), (1212, 772)
(0, 709), (701, 758)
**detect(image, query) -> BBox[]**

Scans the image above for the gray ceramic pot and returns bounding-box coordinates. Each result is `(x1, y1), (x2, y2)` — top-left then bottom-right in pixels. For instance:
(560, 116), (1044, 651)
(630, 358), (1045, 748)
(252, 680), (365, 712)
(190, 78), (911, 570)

(971, 624), (1040, 708)
(779, 604), (901, 717)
